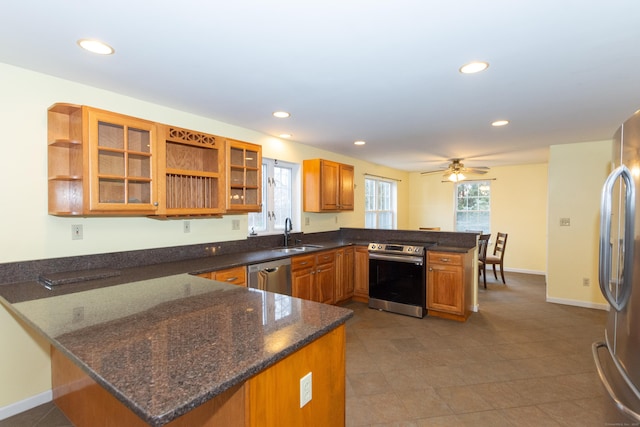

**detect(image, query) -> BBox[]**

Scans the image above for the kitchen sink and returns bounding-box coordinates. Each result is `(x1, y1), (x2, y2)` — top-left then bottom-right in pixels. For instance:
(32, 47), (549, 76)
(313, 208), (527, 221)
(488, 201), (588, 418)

(273, 245), (323, 253)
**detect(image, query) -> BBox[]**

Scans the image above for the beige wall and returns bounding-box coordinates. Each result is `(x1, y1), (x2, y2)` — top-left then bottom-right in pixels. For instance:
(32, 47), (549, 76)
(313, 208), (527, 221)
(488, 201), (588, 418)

(408, 163), (549, 274)
(547, 140), (611, 309)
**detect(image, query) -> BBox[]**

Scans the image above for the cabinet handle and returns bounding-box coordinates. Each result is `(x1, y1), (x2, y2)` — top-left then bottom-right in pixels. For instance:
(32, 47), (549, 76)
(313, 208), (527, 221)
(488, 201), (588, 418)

(439, 258), (450, 262)
(299, 261), (309, 265)
(153, 201), (159, 206)
(225, 277), (238, 282)
(429, 267), (433, 271)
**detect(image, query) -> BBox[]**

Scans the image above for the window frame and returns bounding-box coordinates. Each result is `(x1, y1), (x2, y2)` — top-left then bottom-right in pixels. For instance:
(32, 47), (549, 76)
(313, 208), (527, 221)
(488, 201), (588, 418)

(454, 180), (491, 234)
(364, 176), (397, 229)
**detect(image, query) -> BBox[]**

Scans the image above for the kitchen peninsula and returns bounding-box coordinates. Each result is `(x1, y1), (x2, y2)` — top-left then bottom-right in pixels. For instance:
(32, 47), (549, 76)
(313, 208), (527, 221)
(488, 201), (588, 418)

(2, 274), (352, 426)
(0, 228), (477, 426)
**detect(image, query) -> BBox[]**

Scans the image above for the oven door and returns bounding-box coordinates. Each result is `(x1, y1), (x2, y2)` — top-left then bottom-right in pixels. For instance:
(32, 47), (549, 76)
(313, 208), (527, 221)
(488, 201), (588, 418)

(368, 253), (425, 318)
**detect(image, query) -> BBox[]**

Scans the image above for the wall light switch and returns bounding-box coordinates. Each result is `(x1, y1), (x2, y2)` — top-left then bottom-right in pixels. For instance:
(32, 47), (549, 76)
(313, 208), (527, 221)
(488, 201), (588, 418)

(232, 219), (240, 230)
(183, 221), (191, 233)
(560, 218), (570, 226)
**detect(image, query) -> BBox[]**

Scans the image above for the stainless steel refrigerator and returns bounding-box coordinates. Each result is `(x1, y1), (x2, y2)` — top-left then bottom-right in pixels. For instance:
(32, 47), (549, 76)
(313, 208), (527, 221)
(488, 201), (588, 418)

(593, 108), (640, 422)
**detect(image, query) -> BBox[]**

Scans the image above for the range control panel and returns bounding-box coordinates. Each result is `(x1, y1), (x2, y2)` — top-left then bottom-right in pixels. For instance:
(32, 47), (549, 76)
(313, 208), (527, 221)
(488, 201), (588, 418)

(368, 243), (425, 256)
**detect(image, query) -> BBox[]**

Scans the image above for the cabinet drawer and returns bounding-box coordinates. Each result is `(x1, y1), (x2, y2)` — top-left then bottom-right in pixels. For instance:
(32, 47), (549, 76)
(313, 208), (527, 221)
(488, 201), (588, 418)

(427, 252), (463, 266)
(292, 254), (315, 271)
(214, 266), (246, 286)
(315, 251), (335, 265)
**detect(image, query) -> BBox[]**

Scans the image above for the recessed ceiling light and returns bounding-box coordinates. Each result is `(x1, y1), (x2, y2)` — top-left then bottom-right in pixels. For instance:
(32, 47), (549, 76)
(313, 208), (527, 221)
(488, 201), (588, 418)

(459, 61), (489, 74)
(77, 39), (115, 55)
(354, 140), (366, 146)
(279, 133), (292, 138)
(272, 111), (291, 118)
(491, 120), (509, 127)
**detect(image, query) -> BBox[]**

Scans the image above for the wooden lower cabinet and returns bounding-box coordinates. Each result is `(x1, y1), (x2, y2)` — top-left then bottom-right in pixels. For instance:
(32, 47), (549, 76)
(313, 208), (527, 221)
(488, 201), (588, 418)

(52, 325), (346, 427)
(426, 250), (473, 322)
(334, 247), (354, 304)
(197, 266), (247, 287)
(291, 251), (335, 304)
(353, 246), (369, 303)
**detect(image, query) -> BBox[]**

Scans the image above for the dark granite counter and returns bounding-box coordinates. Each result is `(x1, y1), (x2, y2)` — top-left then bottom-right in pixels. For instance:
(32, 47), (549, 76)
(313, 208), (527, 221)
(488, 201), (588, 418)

(2, 273), (353, 426)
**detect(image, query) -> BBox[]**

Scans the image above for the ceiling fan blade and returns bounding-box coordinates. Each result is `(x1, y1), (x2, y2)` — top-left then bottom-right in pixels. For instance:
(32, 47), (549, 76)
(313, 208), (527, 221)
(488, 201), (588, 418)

(420, 169), (449, 175)
(463, 167), (490, 174)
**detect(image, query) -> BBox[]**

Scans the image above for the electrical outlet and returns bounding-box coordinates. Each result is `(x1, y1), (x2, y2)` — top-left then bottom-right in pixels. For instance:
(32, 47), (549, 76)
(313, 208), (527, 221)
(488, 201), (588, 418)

(300, 372), (312, 408)
(183, 220), (191, 233)
(71, 224), (83, 240)
(232, 219), (240, 230)
(305, 217), (310, 226)
(583, 278), (590, 286)
(560, 217), (570, 226)
(335, 215), (338, 224)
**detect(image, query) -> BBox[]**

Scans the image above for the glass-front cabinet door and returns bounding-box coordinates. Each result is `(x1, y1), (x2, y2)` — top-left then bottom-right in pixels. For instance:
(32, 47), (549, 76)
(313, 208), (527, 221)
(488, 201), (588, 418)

(226, 139), (262, 212)
(87, 109), (157, 213)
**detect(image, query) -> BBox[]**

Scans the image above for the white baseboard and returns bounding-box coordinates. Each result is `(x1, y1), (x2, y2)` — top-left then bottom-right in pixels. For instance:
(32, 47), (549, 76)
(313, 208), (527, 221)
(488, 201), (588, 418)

(546, 296), (610, 311)
(504, 267), (546, 275)
(0, 389), (52, 421)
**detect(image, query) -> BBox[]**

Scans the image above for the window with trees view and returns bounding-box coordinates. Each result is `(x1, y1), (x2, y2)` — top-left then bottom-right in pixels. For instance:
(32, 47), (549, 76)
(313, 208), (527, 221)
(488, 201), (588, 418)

(455, 181), (491, 233)
(248, 158), (296, 234)
(365, 177), (397, 229)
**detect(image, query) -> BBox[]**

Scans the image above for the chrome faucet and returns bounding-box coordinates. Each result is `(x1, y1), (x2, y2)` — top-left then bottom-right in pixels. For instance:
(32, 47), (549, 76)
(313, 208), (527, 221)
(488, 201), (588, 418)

(284, 217), (293, 247)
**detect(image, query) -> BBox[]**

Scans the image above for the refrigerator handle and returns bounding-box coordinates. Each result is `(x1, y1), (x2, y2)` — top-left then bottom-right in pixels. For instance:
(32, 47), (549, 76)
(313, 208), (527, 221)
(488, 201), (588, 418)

(599, 165), (635, 311)
(593, 341), (640, 422)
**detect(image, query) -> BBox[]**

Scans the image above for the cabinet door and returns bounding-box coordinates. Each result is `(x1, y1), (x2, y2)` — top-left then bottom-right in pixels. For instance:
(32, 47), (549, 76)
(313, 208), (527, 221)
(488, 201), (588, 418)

(87, 108), (157, 213)
(335, 247), (354, 303)
(292, 267), (314, 301)
(338, 164), (354, 210)
(427, 263), (463, 315)
(226, 139), (262, 212)
(315, 261), (335, 304)
(319, 160), (340, 210)
(354, 246), (369, 301)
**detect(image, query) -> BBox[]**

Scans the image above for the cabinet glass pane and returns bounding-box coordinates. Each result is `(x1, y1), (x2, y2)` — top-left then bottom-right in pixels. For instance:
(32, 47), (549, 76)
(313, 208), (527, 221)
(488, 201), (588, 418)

(128, 181), (151, 204)
(127, 127), (151, 153)
(246, 169), (258, 186)
(99, 150), (125, 176)
(98, 122), (124, 149)
(230, 167), (244, 186)
(245, 150), (258, 168)
(230, 188), (244, 205)
(128, 154), (151, 179)
(99, 179), (125, 203)
(230, 147), (244, 166)
(245, 188), (259, 205)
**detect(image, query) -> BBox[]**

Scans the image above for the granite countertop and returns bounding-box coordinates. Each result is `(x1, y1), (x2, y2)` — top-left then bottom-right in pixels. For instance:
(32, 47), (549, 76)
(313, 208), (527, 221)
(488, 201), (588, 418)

(0, 241), (354, 304)
(4, 273), (353, 426)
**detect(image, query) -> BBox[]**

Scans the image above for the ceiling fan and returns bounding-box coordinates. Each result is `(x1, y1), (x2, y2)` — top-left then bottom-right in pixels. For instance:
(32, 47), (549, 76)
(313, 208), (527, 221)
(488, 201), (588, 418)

(420, 159), (490, 182)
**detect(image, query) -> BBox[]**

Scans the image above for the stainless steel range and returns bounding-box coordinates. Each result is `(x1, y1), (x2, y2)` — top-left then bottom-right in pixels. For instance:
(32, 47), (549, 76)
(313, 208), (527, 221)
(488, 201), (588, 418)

(368, 242), (428, 318)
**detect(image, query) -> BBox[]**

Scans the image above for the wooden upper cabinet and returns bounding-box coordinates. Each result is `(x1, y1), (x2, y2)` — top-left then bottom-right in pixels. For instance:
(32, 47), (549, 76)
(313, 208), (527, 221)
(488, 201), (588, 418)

(48, 103), (239, 217)
(225, 139), (262, 212)
(156, 124), (225, 217)
(302, 159), (354, 212)
(48, 103), (159, 215)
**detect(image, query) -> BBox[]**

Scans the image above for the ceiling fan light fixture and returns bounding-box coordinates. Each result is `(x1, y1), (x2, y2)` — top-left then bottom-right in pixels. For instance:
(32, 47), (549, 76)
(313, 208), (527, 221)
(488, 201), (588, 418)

(459, 61), (489, 74)
(77, 38), (114, 55)
(448, 172), (466, 182)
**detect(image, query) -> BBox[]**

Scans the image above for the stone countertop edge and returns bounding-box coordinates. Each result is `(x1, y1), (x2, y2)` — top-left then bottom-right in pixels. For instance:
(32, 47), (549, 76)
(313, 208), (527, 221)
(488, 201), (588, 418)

(0, 285), (353, 427)
(428, 245), (475, 253)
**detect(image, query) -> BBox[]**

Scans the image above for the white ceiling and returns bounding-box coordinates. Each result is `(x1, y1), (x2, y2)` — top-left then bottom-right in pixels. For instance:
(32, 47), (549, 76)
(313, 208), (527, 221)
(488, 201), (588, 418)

(2, 1), (640, 172)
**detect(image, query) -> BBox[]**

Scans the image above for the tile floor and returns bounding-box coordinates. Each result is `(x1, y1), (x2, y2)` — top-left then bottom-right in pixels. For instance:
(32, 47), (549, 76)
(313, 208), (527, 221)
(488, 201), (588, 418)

(0, 272), (616, 426)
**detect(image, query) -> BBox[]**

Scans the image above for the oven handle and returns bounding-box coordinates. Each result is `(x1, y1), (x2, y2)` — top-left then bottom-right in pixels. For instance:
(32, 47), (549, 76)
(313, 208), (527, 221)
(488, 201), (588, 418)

(368, 252), (424, 265)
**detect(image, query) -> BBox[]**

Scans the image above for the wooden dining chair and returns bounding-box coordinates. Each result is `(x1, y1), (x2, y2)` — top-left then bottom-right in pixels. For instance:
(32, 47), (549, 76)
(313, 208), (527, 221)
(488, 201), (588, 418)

(485, 232), (508, 284)
(478, 233), (491, 289)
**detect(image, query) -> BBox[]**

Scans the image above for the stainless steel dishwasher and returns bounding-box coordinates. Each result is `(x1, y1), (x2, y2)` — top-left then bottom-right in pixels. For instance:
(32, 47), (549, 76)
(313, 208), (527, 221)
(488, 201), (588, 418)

(248, 258), (292, 295)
